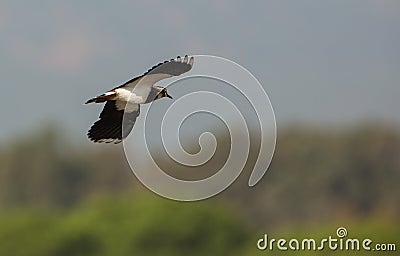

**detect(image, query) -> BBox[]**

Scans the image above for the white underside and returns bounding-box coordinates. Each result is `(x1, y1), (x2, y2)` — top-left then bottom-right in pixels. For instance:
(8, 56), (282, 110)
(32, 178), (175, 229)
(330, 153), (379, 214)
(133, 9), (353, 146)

(114, 86), (152, 112)
(112, 75), (169, 112)
(115, 87), (150, 104)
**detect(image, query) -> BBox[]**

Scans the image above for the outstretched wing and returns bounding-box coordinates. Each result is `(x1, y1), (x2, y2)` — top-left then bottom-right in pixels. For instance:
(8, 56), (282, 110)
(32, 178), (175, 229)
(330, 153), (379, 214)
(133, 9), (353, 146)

(118, 55), (194, 89)
(87, 101), (140, 144)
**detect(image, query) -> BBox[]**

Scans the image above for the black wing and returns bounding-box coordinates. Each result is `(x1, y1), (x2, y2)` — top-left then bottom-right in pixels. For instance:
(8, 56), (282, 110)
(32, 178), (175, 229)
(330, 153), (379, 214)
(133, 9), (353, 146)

(142, 54), (194, 76)
(117, 55), (194, 88)
(87, 101), (140, 144)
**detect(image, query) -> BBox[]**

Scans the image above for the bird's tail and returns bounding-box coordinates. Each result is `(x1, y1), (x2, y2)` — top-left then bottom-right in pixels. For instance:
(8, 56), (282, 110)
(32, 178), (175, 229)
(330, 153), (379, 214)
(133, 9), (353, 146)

(85, 91), (116, 104)
(85, 97), (106, 104)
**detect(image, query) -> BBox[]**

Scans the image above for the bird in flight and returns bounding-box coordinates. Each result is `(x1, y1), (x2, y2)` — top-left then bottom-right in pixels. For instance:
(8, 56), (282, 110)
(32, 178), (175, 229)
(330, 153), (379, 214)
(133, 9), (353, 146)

(85, 55), (194, 144)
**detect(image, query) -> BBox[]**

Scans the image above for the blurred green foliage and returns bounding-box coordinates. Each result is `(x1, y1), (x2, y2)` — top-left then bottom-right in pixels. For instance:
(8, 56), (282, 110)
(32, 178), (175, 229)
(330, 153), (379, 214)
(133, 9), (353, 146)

(0, 196), (249, 256)
(0, 198), (398, 255)
(0, 125), (399, 255)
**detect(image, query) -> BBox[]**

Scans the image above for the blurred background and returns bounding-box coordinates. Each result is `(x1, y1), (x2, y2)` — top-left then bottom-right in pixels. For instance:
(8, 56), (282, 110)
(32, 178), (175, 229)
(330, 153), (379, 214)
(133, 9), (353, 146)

(1, 1), (399, 255)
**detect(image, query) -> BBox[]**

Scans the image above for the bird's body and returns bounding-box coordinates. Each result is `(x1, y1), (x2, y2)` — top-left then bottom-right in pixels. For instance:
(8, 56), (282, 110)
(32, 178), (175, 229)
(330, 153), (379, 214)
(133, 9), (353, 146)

(85, 55), (194, 143)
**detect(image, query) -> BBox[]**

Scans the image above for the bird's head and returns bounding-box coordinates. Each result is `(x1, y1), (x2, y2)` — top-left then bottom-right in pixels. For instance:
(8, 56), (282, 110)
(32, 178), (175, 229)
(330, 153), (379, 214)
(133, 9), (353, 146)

(154, 87), (173, 100)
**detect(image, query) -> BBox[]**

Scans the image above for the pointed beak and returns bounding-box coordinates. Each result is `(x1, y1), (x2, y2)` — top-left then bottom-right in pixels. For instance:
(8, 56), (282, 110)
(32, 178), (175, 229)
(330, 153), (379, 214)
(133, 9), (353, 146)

(166, 93), (173, 99)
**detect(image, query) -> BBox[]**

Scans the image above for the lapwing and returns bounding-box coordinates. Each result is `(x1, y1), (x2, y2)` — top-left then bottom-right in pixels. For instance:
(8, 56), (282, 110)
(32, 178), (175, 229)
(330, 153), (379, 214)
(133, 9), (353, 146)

(85, 55), (194, 143)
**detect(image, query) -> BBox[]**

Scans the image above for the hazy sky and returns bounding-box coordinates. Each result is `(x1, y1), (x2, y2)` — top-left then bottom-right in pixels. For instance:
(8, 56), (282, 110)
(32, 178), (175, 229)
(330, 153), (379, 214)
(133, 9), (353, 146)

(1, 1), (399, 142)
